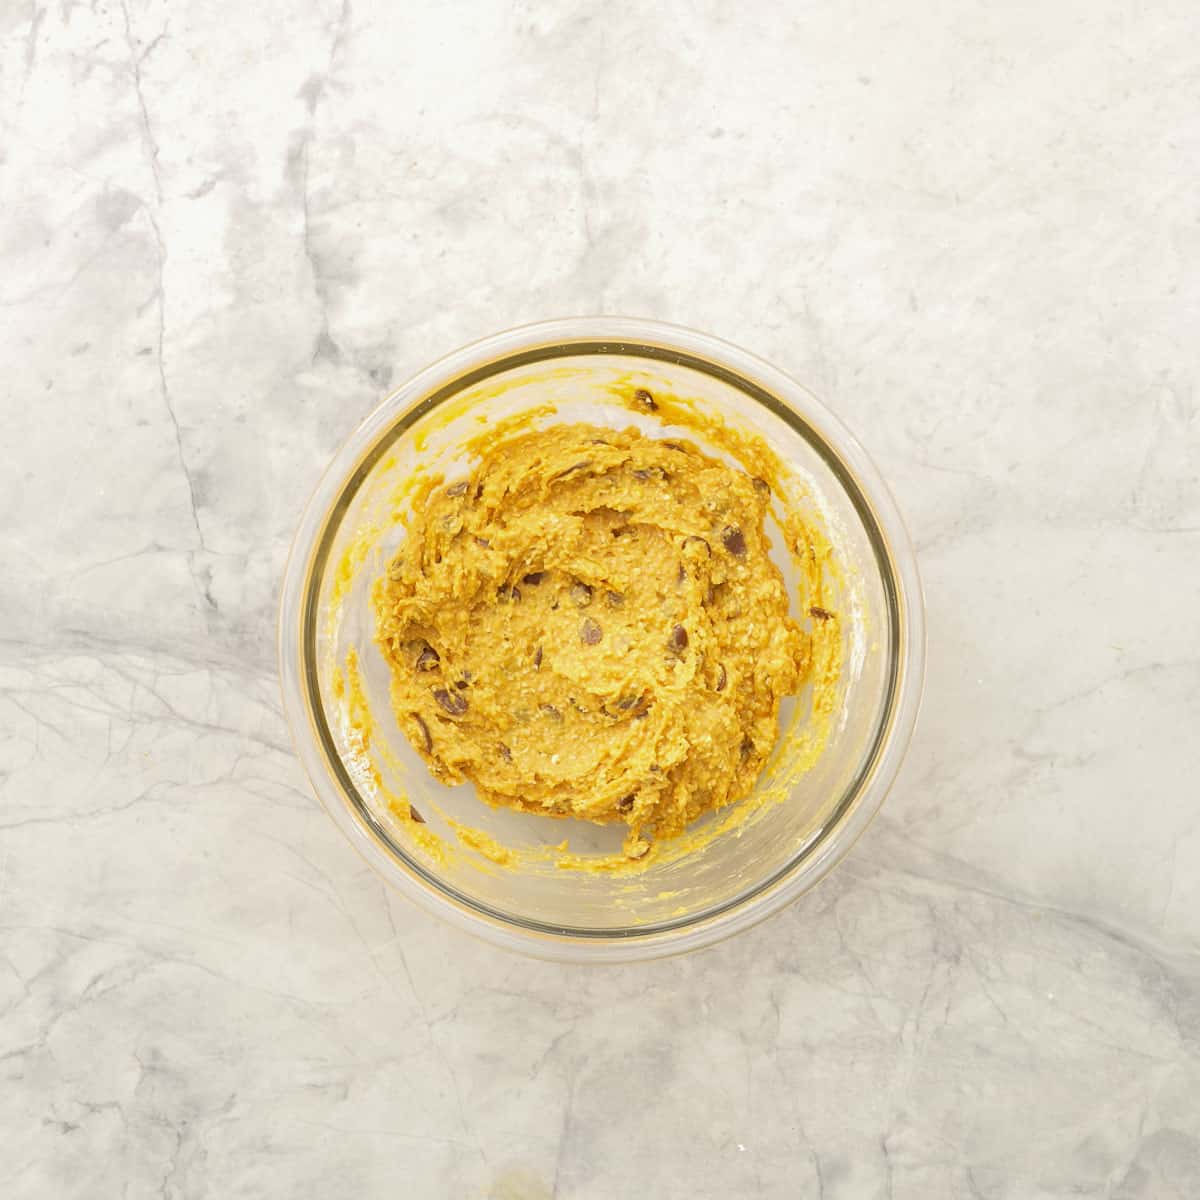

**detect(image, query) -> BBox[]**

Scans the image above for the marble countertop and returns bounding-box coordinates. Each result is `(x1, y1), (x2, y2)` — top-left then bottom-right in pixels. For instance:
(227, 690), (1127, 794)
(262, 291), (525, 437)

(3, 1), (1199, 1196)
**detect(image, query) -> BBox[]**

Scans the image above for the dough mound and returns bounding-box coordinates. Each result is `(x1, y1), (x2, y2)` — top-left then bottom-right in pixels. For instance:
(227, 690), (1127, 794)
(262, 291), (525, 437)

(374, 422), (811, 855)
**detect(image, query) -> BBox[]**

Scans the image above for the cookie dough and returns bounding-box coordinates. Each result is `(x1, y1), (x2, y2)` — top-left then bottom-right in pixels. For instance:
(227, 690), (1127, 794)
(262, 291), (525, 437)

(373, 420), (812, 856)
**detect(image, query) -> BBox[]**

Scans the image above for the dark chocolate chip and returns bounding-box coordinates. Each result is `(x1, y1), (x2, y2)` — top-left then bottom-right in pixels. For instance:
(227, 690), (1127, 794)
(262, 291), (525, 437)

(634, 388), (657, 411)
(569, 581), (593, 607)
(669, 624), (688, 652)
(415, 643), (440, 671)
(498, 743), (513, 762)
(445, 480), (469, 497)
(580, 617), (603, 645)
(715, 663), (727, 692)
(533, 645), (543, 669)
(617, 794), (635, 813)
(433, 688), (468, 716)
(752, 476), (771, 499)
(721, 525), (747, 557)
(499, 584), (521, 603)
(809, 605), (834, 621)
(604, 589), (624, 608)
(409, 804), (427, 824)
(739, 735), (755, 761)
(412, 713), (433, 752)
(522, 571), (546, 585)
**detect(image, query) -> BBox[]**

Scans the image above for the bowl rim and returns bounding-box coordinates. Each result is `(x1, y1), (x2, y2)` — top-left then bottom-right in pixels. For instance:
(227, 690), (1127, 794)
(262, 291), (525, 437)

(278, 316), (925, 963)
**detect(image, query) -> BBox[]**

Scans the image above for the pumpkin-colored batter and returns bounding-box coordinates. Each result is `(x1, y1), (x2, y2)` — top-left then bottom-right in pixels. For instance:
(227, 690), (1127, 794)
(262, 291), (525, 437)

(373, 420), (814, 858)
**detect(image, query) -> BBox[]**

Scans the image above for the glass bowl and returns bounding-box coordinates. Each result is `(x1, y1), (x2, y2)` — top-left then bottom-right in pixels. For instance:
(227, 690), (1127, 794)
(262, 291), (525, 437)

(278, 318), (924, 962)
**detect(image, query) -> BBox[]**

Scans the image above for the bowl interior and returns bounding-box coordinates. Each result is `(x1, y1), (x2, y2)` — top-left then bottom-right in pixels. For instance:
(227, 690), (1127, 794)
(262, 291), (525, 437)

(302, 346), (897, 935)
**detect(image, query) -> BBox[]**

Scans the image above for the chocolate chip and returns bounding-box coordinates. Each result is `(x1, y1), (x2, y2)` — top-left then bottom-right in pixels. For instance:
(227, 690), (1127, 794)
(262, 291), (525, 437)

(540, 703), (563, 721)
(604, 590), (624, 608)
(498, 743), (513, 762)
(454, 678), (469, 690)
(433, 688), (468, 716)
(533, 646), (543, 669)
(522, 571), (546, 585)
(739, 735), (755, 761)
(409, 804), (427, 824)
(715, 663), (727, 692)
(412, 713), (433, 752)
(676, 563), (687, 586)
(580, 617), (603, 645)
(668, 624), (688, 652)
(809, 605), (834, 621)
(632, 465), (668, 482)
(499, 584), (521, 603)
(721, 525), (747, 557)
(616, 694), (640, 710)
(473, 536), (491, 549)
(445, 480), (469, 497)
(617, 794), (635, 813)
(634, 387), (657, 411)
(752, 476), (771, 499)
(415, 642), (440, 671)
(632, 707), (650, 721)
(570, 581), (593, 607)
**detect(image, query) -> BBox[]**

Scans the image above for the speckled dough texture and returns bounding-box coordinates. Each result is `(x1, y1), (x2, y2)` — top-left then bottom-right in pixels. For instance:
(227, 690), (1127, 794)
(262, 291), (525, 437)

(374, 421), (809, 856)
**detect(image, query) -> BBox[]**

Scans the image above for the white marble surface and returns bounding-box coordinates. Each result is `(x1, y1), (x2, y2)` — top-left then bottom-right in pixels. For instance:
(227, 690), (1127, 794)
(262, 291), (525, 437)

(2, 0), (1199, 1196)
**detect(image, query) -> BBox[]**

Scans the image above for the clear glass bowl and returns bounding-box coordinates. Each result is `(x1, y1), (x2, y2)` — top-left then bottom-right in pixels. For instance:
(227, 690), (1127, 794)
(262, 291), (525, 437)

(278, 318), (924, 962)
